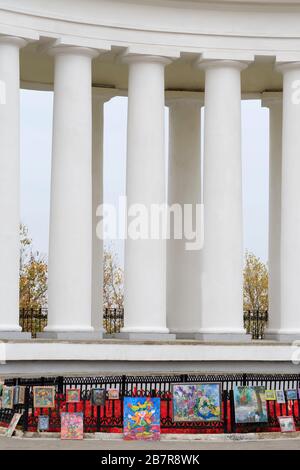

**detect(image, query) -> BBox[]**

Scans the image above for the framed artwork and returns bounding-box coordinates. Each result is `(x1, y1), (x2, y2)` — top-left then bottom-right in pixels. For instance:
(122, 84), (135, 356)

(33, 386), (55, 408)
(278, 416), (296, 432)
(123, 397), (160, 440)
(91, 388), (106, 406)
(5, 413), (22, 437)
(38, 415), (50, 432)
(276, 390), (286, 404)
(172, 383), (221, 422)
(61, 412), (84, 440)
(265, 390), (277, 401)
(66, 389), (81, 403)
(18, 386), (26, 405)
(286, 389), (298, 400)
(2, 386), (14, 409)
(233, 386), (268, 423)
(108, 389), (119, 400)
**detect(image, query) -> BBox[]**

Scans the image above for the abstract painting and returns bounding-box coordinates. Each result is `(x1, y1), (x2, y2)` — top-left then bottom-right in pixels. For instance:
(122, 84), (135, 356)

(276, 390), (286, 404)
(265, 390), (276, 401)
(38, 415), (50, 432)
(5, 413), (22, 437)
(61, 412), (84, 440)
(286, 389), (297, 400)
(33, 386), (55, 408)
(108, 388), (119, 400)
(234, 386), (268, 423)
(172, 383), (221, 422)
(278, 416), (296, 432)
(91, 388), (106, 406)
(123, 397), (160, 440)
(66, 389), (81, 403)
(2, 386), (14, 409)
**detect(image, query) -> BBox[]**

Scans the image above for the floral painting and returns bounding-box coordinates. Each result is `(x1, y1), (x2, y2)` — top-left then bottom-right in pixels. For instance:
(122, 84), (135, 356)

(61, 412), (84, 440)
(234, 386), (268, 423)
(33, 386), (55, 408)
(66, 389), (81, 403)
(2, 386), (14, 409)
(123, 397), (160, 440)
(172, 383), (221, 422)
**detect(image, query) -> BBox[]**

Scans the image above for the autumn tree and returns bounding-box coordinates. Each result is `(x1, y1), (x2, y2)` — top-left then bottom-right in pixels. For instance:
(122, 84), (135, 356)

(103, 247), (124, 310)
(19, 224), (48, 310)
(243, 251), (268, 312)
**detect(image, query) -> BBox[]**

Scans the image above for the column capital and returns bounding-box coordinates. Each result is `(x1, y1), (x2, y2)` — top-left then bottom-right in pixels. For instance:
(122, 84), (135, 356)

(195, 58), (249, 72)
(120, 52), (172, 67)
(276, 61), (300, 74)
(0, 35), (27, 49)
(261, 92), (282, 108)
(48, 44), (99, 59)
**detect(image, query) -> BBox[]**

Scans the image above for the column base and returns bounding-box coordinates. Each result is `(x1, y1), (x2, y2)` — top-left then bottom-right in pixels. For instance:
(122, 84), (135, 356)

(117, 332), (176, 341)
(264, 331), (300, 343)
(0, 331), (32, 340)
(174, 331), (252, 342)
(37, 330), (103, 340)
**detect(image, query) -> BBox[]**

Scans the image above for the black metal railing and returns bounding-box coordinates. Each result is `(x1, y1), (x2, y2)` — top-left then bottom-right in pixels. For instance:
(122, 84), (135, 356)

(243, 310), (268, 339)
(19, 307), (125, 337)
(1, 373), (299, 434)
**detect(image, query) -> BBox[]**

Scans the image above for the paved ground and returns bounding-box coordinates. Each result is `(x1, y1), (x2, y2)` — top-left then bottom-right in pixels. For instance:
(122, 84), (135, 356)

(1, 436), (300, 450)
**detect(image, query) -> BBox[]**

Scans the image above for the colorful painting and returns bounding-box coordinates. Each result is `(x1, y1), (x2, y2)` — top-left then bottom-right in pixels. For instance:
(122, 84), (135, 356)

(278, 416), (296, 432)
(265, 390), (277, 401)
(108, 388), (119, 400)
(276, 390), (286, 404)
(33, 386), (55, 408)
(91, 388), (105, 406)
(61, 412), (84, 440)
(172, 383), (221, 422)
(2, 386), (14, 409)
(286, 389), (298, 400)
(38, 415), (50, 432)
(66, 389), (81, 403)
(123, 397), (160, 440)
(5, 413), (22, 437)
(234, 386), (268, 423)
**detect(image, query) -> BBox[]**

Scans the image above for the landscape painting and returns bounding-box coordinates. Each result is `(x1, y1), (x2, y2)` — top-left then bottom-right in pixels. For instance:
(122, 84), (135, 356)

(123, 397), (160, 440)
(234, 386), (268, 423)
(61, 412), (84, 440)
(172, 383), (221, 422)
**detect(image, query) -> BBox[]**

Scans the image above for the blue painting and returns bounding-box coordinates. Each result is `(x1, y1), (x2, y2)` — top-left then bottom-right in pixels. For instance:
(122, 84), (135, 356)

(123, 397), (160, 440)
(38, 415), (49, 431)
(172, 383), (221, 422)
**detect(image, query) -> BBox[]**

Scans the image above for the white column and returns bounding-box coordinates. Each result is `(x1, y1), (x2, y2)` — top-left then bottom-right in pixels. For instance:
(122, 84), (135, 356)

(197, 60), (246, 340)
(121, 55), (174, 339)
(91, 94), (106, 333)
(276, 63), (300, 339)
(166, 98), (202, 336)
(45, 46), (98, 338)
(262, 95), (282, 336)
(0, 36), (26, 337)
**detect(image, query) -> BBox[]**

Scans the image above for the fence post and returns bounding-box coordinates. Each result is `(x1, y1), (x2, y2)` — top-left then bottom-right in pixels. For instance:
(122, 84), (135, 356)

(22, 387), (30, 433)
(223, 390), (228, 434)
(242, 373), (247, 386)
(57, 376), (64, 394)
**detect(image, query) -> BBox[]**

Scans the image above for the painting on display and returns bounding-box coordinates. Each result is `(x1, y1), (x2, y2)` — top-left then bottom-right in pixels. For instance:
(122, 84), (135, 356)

(5, 413), (22, 437)
(233, 386), (268, 423)
(123, 397), (160, 440)
(278, 416), (296, 432)
(2, 386), (14, 409)
(18, 386), (26, 405)
(265, 390), (277, 401)
(286, 389), (298, 401)
(91, 388), (106, 406)
(276, 390), (286, 404)
(38, 415), (50, 432)
(66, 389), (81, 403)
(108, 389), (119, 400)
(61, 412), (84, 440)
(172, 383), (221, 422)
(33, 386), (55, 408)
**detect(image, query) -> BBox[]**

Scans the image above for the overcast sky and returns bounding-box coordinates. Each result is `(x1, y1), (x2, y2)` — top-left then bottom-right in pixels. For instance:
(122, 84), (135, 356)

(20, 90), (269, 265)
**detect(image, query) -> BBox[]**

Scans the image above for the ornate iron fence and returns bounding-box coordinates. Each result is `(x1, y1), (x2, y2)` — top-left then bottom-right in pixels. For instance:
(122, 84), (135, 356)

(19, 307), (124, 337)
(1, 373), (300, 434)
(243, 310), (268, 339)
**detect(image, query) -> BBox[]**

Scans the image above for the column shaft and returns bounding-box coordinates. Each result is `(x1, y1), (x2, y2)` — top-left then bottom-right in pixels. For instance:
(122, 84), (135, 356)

(46, 47), (97, 337)
(0, 37), (26, 336)
(167, 99), (202, 335)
